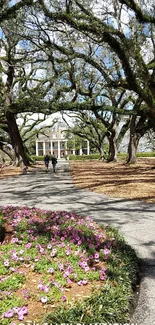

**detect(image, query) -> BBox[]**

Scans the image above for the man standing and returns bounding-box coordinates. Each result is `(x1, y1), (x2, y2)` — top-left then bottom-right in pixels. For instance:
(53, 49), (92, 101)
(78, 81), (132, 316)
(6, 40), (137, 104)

(44, 154), (50, 172)
(51, 154), (57, 172)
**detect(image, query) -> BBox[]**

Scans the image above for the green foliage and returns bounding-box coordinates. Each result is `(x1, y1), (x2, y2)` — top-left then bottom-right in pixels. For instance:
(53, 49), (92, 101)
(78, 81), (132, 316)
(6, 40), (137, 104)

(0, 273), (25, 291)
(69, 154), (100, 160)
(136, 152), (155, 157)
(31, 155), (44, 161)
(0, 296), (24, 325)
(118, 152), (155, 160)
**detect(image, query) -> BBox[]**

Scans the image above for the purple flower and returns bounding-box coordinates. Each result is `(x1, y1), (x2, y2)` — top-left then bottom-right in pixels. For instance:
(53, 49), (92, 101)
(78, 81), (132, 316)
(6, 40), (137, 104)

(20, 306), (28, 315)
(18, 312), (24, 320)
(4, 309), (14, 318)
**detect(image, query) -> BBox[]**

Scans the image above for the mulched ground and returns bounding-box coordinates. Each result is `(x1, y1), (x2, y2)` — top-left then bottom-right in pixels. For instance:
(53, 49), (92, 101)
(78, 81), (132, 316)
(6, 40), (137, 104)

(70, 158), (155, 203)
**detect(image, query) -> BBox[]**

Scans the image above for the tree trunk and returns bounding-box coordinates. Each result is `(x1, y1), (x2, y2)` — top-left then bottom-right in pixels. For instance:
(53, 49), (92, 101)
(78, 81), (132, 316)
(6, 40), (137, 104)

(6, 112), (30, 166)
(99, 146), (106, 161)
(126, 116), (139, 164)
(5, 49), (30, 166)
(0, 142), (14, 161)
(107, 130), (118, 162)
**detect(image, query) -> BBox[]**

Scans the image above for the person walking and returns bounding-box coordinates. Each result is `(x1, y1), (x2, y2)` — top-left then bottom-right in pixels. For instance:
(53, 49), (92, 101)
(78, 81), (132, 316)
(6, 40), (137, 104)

(44, 154), (50, 172)
(51, 154), (57, 172)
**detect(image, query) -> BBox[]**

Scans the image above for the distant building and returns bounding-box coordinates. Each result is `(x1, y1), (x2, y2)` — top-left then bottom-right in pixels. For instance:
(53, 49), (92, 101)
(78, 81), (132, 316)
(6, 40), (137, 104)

(35, 121), (90, 158)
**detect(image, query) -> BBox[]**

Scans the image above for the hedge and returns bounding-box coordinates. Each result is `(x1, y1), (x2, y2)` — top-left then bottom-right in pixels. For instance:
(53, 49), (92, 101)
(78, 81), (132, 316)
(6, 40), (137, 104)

(31, 152), (155, 162)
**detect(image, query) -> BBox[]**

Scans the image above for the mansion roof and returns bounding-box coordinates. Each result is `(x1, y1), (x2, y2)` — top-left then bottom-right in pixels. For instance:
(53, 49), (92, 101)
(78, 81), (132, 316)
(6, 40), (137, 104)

(36, 121), (68, 141)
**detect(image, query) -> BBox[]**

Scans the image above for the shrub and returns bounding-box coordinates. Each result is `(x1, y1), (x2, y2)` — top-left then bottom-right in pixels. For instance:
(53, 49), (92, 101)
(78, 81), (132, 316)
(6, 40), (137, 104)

(69, 154), (100, 160)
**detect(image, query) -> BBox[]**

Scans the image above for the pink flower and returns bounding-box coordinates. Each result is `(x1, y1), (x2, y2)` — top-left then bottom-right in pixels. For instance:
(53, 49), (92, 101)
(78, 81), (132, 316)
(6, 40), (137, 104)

(100, 275), (105, 280)
(4, 259), (9, 267)
(40, 296), (47, 303)
(44, 286), (49, 293)
(58, 263), (64, 271)
(82, 279), (88, 285)
(25, 243), (32, 249)
(13, 307), (20, 314)
(78, 280), (83, 286)
(62, 295), (67, 302)
(38, 284), (44, 290)
(104, 248), (110, 256)
(48, 268), (54, 274)
(11, 237), (18, 243)
(94, 252), (99, 259)
(51, 249), (57, 257)
(4, 309), (14, 318)
(89, 254), (94, 260)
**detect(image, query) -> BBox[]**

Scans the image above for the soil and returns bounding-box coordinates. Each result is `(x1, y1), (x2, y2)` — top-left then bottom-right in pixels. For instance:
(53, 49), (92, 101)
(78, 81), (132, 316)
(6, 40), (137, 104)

(70, 158), (155, 203)
(0, 163), (42, 179)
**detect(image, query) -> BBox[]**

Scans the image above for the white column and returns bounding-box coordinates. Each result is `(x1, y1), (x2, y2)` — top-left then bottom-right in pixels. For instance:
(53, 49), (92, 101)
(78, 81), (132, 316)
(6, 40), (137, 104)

(50, 141), (53, 155)
(87, 140), (90, 155)
(65, 141), (67, 155)
(73, 140), (75, 155)
(43, 142), (46, 155)
(36, 141), (39, 156)
(58, 140), (61, 158)
(79, 146), (83, 155)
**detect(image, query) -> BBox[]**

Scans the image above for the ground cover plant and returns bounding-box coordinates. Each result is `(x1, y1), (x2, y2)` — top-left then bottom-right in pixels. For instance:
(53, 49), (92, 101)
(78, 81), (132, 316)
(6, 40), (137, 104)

(0, 206), (138, 325)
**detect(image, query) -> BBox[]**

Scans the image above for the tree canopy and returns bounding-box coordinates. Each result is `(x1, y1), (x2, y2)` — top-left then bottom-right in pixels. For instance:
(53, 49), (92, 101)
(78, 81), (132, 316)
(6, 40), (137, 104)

(0, 0), (155, 163)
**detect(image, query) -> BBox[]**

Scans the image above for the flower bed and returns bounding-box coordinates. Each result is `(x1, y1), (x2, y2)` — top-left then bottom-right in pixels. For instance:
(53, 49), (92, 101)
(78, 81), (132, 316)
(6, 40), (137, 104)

(0, 206), (138, 325)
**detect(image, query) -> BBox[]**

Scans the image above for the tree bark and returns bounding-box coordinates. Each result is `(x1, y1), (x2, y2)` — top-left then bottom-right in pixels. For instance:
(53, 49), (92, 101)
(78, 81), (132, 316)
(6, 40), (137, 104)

(98, 146), (106, 161)
(126, 116), (139, 164)
(6, 112), (30, 166)
(0, 142), (14, 161)
(107, 130), (118, 162)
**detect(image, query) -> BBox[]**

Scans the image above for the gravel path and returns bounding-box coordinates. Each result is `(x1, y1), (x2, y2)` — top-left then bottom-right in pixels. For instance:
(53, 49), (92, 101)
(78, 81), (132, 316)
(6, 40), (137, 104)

(1, 160), (155, 324)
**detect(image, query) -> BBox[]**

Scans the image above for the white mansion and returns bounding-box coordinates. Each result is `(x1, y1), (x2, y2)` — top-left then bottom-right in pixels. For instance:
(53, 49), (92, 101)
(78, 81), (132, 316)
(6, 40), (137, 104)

(35, 122), (90, 158)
